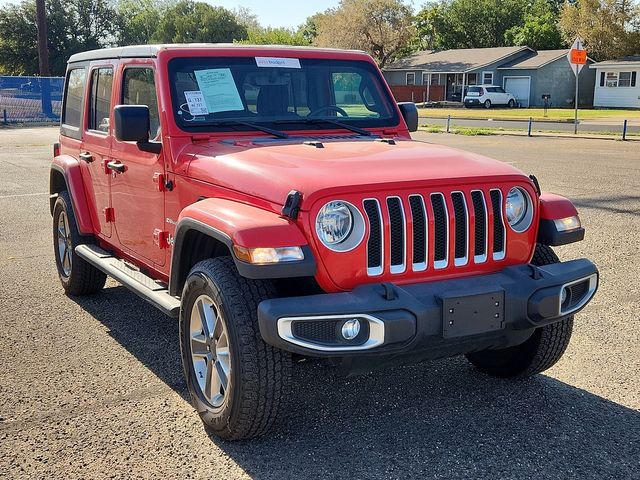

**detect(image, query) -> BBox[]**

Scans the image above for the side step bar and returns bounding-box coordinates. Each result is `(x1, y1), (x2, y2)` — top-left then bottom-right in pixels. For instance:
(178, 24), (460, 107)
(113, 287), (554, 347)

(75, 244), (181, 318)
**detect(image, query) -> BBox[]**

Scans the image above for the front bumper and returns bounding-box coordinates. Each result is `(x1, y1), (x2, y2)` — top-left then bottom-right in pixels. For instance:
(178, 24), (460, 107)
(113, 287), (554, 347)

(257, 259), (598, 363)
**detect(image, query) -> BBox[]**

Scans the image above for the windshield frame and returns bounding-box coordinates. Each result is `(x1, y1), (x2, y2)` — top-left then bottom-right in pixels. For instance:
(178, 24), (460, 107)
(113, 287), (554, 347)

(167, 55), (400, 135)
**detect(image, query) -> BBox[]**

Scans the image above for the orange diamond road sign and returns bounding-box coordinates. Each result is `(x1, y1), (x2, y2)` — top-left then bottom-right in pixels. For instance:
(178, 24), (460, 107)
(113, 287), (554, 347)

(567, 37), (587, 76)
(570, 49), (587, 65)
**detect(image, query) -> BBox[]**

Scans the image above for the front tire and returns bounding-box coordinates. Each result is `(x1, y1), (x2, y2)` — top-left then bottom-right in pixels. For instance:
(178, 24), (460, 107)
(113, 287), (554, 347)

(179, 257), (291, 440)
(52, 191), (106, 295)
(508, 99), (516, 108)
(465, 245), (574, 378)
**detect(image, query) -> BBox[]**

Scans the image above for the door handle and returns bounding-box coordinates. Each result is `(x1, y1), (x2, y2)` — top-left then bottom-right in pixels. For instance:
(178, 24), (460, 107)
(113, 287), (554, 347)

(79, 152), (93, 163)
(106, 161), (126, 174)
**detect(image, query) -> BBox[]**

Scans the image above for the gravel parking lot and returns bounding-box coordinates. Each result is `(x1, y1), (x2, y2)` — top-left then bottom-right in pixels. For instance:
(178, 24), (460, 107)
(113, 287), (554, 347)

(1, 127), (638, 479)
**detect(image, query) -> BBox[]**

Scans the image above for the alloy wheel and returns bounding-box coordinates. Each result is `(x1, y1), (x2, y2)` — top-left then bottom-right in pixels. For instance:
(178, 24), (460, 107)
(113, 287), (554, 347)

(189, 294), (231, 408)
(57, 211), (72, 277)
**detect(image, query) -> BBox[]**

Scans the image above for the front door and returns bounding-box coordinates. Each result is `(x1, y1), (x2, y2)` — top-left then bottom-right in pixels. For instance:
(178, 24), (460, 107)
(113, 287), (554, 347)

(110, 65), (166, 266)
(80, 64), (116, 238)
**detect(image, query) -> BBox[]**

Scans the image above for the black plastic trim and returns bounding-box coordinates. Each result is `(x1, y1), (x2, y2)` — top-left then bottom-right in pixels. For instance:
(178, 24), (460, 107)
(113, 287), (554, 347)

(169, 218), (316, 296)
(258, 258), (598, 359)
(537, 219), (585, 246)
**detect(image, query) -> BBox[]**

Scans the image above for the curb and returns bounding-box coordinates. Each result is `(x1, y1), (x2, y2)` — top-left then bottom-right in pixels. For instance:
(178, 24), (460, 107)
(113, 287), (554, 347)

(417, 128), (639, 141)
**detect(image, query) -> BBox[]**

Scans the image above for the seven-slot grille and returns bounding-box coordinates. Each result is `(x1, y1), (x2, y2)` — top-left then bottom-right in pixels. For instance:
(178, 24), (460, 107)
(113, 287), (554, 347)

(363, 189), (506, 276)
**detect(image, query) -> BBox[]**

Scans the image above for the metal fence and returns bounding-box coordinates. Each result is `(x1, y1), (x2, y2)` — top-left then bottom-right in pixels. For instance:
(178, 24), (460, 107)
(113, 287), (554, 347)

(0, 76), (64, 124)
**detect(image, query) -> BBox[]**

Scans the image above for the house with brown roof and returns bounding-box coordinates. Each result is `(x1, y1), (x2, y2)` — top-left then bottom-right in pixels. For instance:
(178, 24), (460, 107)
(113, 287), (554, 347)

(383, 46), (596, 107)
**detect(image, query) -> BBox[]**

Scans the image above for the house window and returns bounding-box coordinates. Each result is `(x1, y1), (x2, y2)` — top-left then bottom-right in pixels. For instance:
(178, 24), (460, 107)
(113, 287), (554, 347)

(601, 71), (637, 88)
(619, 72), (631, 87)
(482, 71), (493, 85)
(467, 73), (477, 85)
(430, 74), (442, 85)
(422, 72), (429, 85)
(406, 72), (415, 86)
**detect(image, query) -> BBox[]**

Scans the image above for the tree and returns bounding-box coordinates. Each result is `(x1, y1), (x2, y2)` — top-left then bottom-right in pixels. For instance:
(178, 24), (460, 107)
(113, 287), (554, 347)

(415, 0), (530, 50)
(313, 0), (415, 67)
(117, 0), (170, 46)
(504, 0), (564, 50)
(237, 27), (310, 46)
(0, 0), (119, 76)
(152, 1), (247, 43)
(559, 0), (640, 60)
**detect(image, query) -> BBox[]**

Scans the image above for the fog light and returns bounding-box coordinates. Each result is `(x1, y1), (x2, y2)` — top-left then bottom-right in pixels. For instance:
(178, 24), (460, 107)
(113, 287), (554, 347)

(561, 287), (569, 306)
(341, 318), (361, 340)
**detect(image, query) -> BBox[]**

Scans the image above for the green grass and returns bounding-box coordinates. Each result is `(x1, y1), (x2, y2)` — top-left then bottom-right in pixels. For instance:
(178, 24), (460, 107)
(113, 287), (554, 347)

(419, 123), (639, 137)
(417, 107), (640, 122)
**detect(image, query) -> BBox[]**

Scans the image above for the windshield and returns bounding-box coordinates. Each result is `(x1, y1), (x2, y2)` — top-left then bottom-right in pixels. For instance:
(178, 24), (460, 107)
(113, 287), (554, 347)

(168, 56), (399, 133)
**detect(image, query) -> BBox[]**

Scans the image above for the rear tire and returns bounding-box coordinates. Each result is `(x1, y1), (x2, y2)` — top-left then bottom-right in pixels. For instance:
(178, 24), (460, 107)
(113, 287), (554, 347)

(465, 244), (574, 378)
(484, 99), (491, 109)
(179, 257), (291, 440)
(52, 191), (106, 295)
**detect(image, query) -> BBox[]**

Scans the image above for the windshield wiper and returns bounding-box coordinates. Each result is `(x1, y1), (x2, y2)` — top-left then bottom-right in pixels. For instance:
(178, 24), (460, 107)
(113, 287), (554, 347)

(206, 120), (289, 139)
(275, 118), (374, 137)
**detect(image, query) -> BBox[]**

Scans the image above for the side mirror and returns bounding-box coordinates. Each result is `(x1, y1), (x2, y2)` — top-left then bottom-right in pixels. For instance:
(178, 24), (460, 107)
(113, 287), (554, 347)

(397, 102), (418, 132)
(114, 105), (161, 154)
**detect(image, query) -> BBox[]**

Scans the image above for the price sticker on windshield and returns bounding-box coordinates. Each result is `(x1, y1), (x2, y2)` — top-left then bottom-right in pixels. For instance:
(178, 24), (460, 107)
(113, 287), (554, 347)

(183, 90), (209, 115)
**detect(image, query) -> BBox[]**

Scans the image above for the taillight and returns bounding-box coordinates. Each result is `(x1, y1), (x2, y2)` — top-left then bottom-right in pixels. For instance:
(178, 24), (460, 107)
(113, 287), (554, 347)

(53, 142), (60, 157)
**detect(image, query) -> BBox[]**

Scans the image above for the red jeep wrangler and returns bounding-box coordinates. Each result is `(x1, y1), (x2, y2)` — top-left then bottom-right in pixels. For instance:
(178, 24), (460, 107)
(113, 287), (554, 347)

(50, 44), (598, 440)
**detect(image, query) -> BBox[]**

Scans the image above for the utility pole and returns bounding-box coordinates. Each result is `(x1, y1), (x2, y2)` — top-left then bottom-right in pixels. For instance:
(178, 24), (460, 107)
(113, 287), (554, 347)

(36, 0), (49, 76)
(35, 0), (53, 117)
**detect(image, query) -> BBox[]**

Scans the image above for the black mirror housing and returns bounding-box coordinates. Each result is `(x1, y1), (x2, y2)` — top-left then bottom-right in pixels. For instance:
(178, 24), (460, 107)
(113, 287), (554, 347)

(114, 105), (150, 142)
(114, 105), (161, 154)
(397, 102), (418, 132)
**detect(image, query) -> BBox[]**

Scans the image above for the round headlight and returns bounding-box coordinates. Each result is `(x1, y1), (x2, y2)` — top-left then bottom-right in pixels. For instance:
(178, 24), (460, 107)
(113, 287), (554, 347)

(505, 187), (533, 232)
(315, 200), (365, 252)
(316, 201), (353, 245)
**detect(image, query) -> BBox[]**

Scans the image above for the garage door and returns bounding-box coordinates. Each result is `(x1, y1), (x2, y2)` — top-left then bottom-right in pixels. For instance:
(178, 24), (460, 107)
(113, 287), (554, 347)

(504, 77), (530, 107)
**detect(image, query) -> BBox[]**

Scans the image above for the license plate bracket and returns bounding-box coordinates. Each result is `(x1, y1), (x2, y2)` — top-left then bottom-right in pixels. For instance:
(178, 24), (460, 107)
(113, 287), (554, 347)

(441, 291), (505, 338)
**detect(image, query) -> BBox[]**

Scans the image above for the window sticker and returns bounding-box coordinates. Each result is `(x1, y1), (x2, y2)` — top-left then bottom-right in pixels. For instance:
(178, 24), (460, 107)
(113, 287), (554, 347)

(194, 68), (244, 113)
(255, 57), (301, 69)
(183, 90), (209, 115)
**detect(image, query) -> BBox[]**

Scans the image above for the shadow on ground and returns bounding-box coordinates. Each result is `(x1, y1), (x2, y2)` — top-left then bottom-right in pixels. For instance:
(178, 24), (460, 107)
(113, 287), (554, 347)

(72, 285), (640, 480)
(573, 195), (640, 216)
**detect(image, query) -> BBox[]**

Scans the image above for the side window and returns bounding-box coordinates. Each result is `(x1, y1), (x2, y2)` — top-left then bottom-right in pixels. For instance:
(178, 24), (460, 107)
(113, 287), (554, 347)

(88, 68), (113, 133)
(62, 68), (86, 131)
(122, 68), (160, 138)
(496, 87), (505, 94)
(331, 72), (382, 118)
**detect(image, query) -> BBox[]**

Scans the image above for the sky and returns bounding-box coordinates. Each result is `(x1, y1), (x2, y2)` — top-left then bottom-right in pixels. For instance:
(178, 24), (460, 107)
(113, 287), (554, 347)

(0, 0), (343, 29)
(210, 0), (342, 28)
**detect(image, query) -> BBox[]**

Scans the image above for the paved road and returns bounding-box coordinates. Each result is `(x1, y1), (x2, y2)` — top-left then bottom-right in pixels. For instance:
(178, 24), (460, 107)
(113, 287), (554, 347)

(420, 116), (640, 134)
(1, 127), (638, 479)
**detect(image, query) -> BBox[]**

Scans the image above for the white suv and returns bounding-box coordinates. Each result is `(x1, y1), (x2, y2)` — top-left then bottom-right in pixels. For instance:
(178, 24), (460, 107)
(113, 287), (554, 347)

(464, 85), (516, 109)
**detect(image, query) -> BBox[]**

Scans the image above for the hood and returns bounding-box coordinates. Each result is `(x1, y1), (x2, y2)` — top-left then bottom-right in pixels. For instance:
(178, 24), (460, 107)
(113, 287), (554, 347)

(185, 137), (528, 208)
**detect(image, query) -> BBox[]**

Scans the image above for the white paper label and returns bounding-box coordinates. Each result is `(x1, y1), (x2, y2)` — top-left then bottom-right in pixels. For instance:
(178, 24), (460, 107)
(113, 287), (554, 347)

(255, 57), (301, 69)
(194, 68), (244, 113)
(183, 90), (209, 115)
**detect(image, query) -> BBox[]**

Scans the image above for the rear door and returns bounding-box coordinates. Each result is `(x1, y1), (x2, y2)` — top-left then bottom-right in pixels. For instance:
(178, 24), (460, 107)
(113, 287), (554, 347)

(79, 64), (116, 238)
(110, 63), (166, 266)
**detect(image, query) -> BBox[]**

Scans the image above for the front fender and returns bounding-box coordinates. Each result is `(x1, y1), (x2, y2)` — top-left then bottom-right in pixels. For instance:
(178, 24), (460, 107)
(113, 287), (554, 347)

(170, 198), (316, 293)
(537, 193), (584, 245)
(50, 155), (94, 235)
